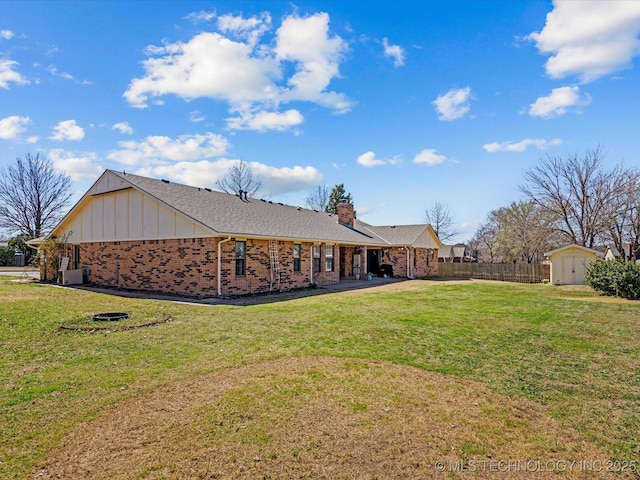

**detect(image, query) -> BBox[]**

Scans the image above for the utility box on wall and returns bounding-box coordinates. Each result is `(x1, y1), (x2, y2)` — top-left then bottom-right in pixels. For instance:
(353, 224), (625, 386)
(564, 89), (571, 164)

(59, 268), (83, 285)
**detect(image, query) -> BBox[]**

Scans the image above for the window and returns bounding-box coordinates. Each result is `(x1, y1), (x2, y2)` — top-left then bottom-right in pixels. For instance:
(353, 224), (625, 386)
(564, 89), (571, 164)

(73, 245), (81, 269)
(313, 245), (321, 273)
(325, 245), (334, 272)
(293, 244), (301, 272)
(235, 241), (245, 276)
(413, 249), (417, 267)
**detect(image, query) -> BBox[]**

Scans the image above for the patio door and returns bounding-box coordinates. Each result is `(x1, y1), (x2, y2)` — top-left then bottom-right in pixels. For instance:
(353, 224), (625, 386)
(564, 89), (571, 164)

(352, 254), (361, 278)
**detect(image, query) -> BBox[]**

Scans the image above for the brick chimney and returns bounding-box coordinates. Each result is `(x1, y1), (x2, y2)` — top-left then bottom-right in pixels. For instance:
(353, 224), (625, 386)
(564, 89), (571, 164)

(337, 200), (355, 227)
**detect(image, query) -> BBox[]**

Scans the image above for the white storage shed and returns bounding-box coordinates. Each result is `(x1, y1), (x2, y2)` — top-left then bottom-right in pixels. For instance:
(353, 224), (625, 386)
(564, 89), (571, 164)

(545, 244), (602, 285)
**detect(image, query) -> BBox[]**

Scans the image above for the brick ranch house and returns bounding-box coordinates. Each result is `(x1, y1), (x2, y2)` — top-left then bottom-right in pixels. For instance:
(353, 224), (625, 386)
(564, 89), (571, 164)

(35, 170), (441, 297)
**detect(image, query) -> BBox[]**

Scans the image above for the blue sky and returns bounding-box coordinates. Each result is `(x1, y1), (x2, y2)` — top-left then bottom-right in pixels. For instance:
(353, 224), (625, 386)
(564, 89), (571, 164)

(1, 1), (640, 241)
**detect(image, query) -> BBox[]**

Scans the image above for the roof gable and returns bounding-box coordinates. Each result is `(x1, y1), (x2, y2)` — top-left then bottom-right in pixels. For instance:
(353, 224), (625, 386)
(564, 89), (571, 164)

(354, 220), (442, 248)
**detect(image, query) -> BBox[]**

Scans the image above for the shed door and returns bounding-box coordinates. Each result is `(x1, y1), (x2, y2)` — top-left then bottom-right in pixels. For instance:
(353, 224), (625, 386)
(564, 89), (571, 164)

(562, 255), (586, 285)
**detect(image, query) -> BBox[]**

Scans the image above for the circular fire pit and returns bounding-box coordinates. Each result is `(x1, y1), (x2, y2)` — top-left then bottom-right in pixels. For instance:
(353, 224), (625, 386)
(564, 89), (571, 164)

(93, 312), (129, 322)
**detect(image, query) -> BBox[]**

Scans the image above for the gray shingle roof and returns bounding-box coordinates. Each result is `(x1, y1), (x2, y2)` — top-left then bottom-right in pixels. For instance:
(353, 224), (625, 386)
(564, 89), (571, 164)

(108, 170), (385, 245)
(353, 220), (438, 247)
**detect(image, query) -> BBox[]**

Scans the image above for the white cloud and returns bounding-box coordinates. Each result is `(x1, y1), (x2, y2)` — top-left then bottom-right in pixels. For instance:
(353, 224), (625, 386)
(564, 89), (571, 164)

(50, 120), (85, 141)
(49, 149), (103, 180)
(527, 0), (640, 82)
(47, 66), (74, 81)
(275, 13), (351, 112)
(528, 85), (591, 118)
(483, 138), (562, 153)
(0, 115), (30, 139)
(254, 163), (323, 196)
(217, 12), (271, 48)
(433, 87), (472, 121)
(413, 149), (448, 166)
(0, 60), (29, 89)
(356, 151), (401, 168)
(184, 10), (216, 23)
(189, 110), (206, 123)
(226, 108), (303, 131)
(108, 132), (230, 166)
(124, 12), (351, 131)
(137, 159), (321, 196)
(0, 30), (14, 40)
(125, 31), (281, 108)
(112, 122), (134, 134)
(382, 38), (405, 67)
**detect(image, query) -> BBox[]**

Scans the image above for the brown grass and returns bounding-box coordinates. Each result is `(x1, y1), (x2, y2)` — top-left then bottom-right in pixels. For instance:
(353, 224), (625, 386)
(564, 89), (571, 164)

(31, 357), (627, 479)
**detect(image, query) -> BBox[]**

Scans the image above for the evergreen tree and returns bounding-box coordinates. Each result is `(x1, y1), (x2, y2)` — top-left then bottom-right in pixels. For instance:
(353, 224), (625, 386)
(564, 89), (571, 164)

(325, 184), (353, 214)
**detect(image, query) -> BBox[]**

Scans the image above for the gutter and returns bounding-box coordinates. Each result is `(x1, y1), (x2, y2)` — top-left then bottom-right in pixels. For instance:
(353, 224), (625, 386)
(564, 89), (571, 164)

(217, 236), (232, 296)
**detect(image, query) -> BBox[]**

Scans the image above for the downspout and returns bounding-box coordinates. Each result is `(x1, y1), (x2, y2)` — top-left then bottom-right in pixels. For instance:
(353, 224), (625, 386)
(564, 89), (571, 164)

(309, 244), (314, 284)
(217, 236), (232, 296)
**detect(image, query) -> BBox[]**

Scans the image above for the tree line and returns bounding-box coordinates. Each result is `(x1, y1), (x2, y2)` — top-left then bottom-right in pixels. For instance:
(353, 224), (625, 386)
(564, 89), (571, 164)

(470, 147), (640, 263)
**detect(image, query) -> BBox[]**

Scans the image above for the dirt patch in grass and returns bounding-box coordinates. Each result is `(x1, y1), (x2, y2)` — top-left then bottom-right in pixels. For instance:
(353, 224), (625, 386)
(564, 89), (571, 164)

(561, 296), (640, 305)
(31, 357), (627, 479)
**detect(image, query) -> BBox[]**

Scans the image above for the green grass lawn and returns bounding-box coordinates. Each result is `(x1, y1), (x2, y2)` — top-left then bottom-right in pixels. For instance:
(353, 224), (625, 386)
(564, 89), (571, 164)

(1, 278), (639, 479)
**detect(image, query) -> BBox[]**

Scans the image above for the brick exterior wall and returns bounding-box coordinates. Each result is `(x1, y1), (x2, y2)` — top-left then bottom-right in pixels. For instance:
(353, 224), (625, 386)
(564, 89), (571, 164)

(51, 237), (344, 298)
(381, 247), (438, 278)
(220, 239), (320, 296)
(80, 238), (218, 297)
(38, 237), (438, 297)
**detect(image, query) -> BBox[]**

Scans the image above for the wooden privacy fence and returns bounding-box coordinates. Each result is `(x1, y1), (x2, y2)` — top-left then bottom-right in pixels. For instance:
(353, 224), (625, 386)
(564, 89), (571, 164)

(438, 263), (550, 284)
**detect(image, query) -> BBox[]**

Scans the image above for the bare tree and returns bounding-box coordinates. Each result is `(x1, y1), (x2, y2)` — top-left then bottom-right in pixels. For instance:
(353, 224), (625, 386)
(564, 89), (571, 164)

(520, 147), (629, 248)
(0, 153), (72, 238)
(471, 207), (513, 263)
(425, 202), (458, 242)
(494, 200), (555, 263)
(305, 185), (330, 211)
(216, 160), (262, 197)
(607, 169), (640, 260)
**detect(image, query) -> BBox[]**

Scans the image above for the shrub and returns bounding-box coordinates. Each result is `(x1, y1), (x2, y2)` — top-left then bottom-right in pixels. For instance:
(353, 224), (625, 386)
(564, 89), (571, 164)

(585, 258), (640, 299)
(0, 246), (15, 266)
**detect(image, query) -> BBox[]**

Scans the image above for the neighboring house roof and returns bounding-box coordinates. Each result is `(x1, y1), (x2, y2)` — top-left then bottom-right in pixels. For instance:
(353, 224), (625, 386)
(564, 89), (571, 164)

(544, 244), (604, 257)
(438, 243), (465, 259)
(605, 245), (621, 259)
(51, 170), (441, 248)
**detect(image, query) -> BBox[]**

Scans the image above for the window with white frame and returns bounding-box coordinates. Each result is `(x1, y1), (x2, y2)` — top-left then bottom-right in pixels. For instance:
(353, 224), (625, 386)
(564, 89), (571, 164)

(325, 245), (334, 272)
(313, 245), (321, 272)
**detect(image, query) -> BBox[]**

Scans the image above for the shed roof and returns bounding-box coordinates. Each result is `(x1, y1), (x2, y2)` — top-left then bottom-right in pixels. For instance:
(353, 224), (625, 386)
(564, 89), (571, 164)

(544, 244), (603, 257)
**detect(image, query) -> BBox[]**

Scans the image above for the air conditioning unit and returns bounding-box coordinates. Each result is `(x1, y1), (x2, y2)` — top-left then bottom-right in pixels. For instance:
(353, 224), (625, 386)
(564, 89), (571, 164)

(59, 269), (83, 285)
